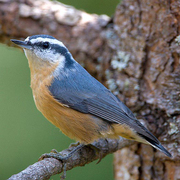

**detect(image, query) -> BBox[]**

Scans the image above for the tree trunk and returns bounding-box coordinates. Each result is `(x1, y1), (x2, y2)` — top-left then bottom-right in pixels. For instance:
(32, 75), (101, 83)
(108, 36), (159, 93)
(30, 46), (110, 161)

(0, 0), (179, 179)
(112, 1), (180, 179)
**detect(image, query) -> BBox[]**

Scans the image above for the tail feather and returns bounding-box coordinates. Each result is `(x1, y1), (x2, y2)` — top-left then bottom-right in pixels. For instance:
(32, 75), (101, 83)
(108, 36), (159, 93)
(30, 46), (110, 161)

(138, 133), (172, 157)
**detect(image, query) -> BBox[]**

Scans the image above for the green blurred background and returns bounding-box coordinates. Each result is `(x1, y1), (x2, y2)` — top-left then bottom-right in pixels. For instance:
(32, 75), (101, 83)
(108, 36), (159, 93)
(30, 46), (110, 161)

(0, 0), (119, 179)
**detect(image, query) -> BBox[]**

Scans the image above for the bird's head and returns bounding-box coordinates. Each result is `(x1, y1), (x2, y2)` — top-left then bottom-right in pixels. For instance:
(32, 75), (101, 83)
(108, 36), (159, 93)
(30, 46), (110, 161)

(11, 35), (73, 72)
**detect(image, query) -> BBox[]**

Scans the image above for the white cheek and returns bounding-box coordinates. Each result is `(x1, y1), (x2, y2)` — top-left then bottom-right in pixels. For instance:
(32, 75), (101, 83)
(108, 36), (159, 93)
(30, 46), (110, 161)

(24, 49), (35, 62)
(24, 48), (66, 76)
(34, 49), (55, 62)
(34, 49), (47, 60)
(34, 49), (65, 63)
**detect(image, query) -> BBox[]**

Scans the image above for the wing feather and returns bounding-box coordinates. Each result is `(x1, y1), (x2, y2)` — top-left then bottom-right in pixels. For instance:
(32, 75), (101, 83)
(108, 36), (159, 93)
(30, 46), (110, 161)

(49, 62), (159, 144)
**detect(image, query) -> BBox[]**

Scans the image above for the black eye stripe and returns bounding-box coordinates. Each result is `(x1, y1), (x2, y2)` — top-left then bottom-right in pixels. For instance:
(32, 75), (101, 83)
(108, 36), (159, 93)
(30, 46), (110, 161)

(33, 41), (50, 49)
(42, 42), (49, 49)
(31, 41), (68, 55)
(27, 41), (32, 45)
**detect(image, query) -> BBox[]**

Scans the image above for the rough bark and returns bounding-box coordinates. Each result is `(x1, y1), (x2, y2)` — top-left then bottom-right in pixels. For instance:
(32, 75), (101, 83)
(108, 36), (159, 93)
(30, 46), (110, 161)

(113, 1), (180, 179)
(0, 0), (180, 179)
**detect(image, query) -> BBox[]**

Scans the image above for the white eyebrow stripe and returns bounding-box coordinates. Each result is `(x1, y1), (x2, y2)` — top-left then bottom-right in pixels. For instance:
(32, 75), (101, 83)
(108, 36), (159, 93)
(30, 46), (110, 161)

(25, 36), (30, 41)
(27, 37), (66, 47)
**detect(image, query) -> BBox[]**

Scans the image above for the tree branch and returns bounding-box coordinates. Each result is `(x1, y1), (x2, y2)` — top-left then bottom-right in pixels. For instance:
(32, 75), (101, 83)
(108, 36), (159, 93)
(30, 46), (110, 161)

(0, 0), (109, 55)
(0, 0), (111, 79)
(8, 138), (133, 180)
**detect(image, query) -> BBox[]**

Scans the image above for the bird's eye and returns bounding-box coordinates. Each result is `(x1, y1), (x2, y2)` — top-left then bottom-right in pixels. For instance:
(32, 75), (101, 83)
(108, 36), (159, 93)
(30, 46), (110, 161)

(42, 42), (49, 49)
(27, 41), (32, 45)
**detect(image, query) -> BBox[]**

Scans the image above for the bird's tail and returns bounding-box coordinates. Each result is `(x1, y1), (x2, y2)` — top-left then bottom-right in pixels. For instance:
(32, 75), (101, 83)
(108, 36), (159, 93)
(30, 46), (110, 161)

(138, 133), (172, 157)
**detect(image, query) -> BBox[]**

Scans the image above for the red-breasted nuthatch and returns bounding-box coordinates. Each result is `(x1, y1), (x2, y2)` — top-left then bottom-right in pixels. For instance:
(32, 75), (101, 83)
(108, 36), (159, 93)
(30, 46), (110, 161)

(11, 35), (172, 160)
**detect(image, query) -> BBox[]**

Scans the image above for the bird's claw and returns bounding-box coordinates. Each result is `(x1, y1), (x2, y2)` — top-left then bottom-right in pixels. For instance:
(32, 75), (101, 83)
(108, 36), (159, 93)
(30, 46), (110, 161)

(38, 151), (68, 179)
(87, 144), (103, 164)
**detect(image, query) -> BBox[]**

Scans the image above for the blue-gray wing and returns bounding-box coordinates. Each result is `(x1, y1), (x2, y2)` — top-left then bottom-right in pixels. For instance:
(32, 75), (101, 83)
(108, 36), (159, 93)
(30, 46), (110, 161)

(48, 60), (172, 158)
(49, 62), (136, 122)
(48, 62), (158, 143)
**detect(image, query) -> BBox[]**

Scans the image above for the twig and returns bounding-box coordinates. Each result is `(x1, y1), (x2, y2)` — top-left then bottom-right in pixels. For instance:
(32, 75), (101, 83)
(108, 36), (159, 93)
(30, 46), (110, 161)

(8, 138), (133, 180)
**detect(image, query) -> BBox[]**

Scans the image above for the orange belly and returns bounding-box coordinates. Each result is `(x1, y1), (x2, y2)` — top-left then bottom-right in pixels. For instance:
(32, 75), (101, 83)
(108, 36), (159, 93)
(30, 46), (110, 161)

(27, 51), (143, 145)
(31, 72), (113, 144)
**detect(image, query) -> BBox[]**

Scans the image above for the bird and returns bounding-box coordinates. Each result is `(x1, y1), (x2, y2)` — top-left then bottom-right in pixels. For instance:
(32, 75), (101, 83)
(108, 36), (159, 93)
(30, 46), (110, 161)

(11, 34), (172, 161)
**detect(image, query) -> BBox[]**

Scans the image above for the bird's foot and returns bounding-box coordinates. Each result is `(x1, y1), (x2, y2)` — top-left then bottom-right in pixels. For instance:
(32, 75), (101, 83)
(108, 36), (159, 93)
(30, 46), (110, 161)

(38, 144), (84, 179)
(87, 144), (103, 164)
(68, 141), (80, 148)
(39, 150), (68, 179)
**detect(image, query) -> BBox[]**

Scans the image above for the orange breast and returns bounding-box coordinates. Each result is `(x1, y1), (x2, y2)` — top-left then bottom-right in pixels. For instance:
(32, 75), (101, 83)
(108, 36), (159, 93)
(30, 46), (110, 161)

(26, 53), (143, 145)
(29, 61), (112, 144)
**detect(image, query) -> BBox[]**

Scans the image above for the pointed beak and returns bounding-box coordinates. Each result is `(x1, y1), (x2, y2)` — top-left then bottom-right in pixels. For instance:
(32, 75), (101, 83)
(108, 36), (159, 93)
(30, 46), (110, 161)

(11, 39), (32, 50)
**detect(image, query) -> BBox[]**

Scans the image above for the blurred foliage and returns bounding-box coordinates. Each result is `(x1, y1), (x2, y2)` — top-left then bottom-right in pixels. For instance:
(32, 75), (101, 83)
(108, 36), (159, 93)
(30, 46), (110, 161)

(0, 0), (119, 179)
(59, 0), (118, 16)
